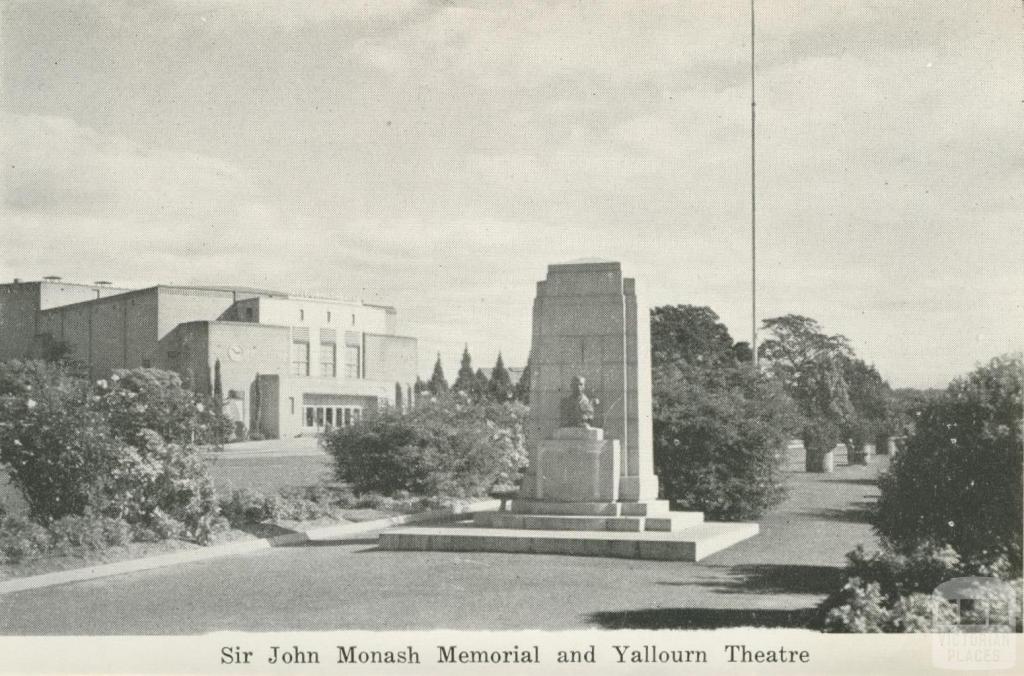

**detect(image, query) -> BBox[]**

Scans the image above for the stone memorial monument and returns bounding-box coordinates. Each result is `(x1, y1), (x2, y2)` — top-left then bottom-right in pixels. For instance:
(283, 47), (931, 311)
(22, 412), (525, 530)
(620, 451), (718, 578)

(380, 260), (759, 561)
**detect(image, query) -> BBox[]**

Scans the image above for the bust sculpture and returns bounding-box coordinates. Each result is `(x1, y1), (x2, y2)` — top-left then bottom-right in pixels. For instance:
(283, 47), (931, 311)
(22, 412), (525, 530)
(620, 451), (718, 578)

(559, 376), (596, 428)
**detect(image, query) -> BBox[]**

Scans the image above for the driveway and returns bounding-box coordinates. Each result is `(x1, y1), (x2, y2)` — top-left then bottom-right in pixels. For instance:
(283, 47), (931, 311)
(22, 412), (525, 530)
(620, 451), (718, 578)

(0, 459), (886, 634)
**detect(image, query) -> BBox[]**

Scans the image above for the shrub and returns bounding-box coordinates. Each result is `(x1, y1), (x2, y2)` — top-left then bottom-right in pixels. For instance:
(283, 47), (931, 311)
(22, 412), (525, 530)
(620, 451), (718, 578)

(823, 578), (891, 633)
(0, 360), (221, 542)
(101, 368), (232, 446)
(49, 514), (132, 553)
(845, 543), (962, 599)
(874, 353), (1023, 574)
(323, 396), (528, 499)
(0, 514), (52, 564)
(219, 488), (333, 526)
(824, 578), (958, 633)
(822, 541), (1022, 633)
(653, 363), (801, 520)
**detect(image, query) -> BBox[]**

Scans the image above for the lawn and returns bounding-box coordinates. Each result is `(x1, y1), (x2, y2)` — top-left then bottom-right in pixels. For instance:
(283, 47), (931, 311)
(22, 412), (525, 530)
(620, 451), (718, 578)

(205, 454), (334, 495)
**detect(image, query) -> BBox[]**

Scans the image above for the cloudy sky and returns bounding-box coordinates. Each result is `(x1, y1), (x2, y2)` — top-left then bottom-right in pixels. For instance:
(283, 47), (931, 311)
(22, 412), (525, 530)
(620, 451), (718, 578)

(2, 0), (1021, 387)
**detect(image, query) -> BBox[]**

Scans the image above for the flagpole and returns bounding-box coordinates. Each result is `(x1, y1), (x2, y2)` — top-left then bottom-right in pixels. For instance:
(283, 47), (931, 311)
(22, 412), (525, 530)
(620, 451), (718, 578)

(750, 0), (758, 367)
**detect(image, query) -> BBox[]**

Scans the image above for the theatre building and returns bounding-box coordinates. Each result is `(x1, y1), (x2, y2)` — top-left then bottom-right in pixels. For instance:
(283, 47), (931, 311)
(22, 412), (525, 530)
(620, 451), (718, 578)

(1, 278), (418, 438)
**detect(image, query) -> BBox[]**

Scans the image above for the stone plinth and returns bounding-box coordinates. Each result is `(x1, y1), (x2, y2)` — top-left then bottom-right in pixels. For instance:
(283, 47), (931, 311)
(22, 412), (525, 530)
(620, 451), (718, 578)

(519, 261), (657, 502)
(379, 522), (760, 562)
(535, 427), (619, 502)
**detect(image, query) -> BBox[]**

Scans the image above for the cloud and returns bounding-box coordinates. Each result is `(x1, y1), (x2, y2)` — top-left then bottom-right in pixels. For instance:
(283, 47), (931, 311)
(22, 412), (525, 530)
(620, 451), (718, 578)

(4, 114), (258, 219)
(2, 1), (1021, 386)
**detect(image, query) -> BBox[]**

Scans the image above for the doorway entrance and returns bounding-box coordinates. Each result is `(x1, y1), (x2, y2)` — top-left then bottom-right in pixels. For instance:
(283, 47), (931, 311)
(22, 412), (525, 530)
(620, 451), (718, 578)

(303, 405), (362, 431)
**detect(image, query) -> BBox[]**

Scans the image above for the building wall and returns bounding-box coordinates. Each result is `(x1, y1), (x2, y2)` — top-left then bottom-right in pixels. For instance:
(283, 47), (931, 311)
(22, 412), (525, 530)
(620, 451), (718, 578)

(159, 321), (210, 392)
(274, 376), (391, 438)
(255, 374), (281, 438)
(208, 321), (291, 428)
(363, 333), (417, 385)
(39, 288), (160, 377)
(0, 283), (41, 360)
(0, 281), (129, 360)
(224, 297), (261, 323)
(156, 287), (240, 340)
(256, 296), (393, 336)
(38, 282), (128, 310)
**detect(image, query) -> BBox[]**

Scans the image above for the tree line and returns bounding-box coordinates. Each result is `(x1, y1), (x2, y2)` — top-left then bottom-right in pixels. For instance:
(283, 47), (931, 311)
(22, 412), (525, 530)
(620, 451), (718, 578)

(414, 346), (530, 403)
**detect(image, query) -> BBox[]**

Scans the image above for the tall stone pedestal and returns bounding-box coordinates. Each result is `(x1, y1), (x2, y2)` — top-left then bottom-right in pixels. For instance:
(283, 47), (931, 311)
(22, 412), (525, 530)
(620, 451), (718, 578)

(379, 261), (759, 561)
(536, 427), (620, 502)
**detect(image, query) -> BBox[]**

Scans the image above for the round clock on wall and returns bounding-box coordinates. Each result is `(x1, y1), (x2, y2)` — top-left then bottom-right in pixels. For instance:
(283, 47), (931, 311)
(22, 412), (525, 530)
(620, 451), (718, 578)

(228, 344), (244, 362)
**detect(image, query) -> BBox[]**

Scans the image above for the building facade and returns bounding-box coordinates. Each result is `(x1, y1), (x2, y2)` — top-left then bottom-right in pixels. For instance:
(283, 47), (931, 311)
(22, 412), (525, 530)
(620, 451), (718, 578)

(1, 278), (417, 439)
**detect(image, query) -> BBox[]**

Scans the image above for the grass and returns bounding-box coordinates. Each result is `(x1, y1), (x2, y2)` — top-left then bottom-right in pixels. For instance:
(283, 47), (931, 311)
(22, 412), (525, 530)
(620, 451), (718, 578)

(205, 454), (334, 495)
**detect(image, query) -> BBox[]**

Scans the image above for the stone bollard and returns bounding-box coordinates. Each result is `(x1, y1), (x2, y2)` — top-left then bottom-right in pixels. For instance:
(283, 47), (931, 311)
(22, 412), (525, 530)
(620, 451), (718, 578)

(806, 448), (835, 473)
(850, 443), (875, 465)
(821, 449), (835, 472)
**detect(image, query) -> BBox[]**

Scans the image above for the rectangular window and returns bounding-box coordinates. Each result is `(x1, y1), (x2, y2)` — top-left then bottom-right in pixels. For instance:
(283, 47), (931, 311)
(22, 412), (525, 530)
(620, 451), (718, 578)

(289, 397), (295, 415)
(291, 341), (310, 376)
(344, 346), (360, 379)
(320, 342), (336, 377)
(305, 407), (314, 427)
(330, 406), (362, 428)
(299, 309), (305, 321)
(325, 408), (334, 426)
(327, 311), (331, 323)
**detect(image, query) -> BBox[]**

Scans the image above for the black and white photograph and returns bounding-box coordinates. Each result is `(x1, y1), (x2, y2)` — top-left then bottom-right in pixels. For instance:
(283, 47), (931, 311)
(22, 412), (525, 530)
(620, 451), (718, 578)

(0, 1), (1021, 673)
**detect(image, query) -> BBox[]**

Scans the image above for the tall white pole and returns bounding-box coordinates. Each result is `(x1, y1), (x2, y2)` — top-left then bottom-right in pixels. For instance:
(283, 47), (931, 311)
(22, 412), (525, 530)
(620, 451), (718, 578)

(750, 0), (758, 366)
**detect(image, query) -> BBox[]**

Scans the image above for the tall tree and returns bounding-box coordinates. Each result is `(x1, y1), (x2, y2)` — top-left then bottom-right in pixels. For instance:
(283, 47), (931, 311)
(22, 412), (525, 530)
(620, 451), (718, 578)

(212, 359), (224, 416)
(514, 355), (532, 403)
(413, 375), (428, 396)
(651, 305), (739, 370)
(489, 352), (514, 401)
(843, 358), (894, 446)
(394, 381), (404, 412)
(474, 368), (490, 399)
(759, 314), (855, 461)
(650, 305), (801, 518)
(427, 354), (448, 396)
(452, 345), (476, 394)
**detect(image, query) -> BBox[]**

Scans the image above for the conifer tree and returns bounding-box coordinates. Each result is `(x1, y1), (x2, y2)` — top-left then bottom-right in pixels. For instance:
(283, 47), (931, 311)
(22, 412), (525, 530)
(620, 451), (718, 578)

(514, 354), (532, 403)
(489, 352), (514, 401)
(428, 354), (448, 395)
(212, 359), (224, 415)
(474, 368), (490, 399)
(452, 344), (476, 394)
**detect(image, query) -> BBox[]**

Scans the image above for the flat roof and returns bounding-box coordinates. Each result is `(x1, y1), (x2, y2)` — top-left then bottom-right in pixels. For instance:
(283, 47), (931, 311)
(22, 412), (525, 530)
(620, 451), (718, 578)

(30, 280), (397, 314)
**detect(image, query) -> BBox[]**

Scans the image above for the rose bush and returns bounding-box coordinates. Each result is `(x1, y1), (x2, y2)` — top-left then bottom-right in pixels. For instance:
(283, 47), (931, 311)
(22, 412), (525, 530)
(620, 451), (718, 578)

(0, 361), (226, 543)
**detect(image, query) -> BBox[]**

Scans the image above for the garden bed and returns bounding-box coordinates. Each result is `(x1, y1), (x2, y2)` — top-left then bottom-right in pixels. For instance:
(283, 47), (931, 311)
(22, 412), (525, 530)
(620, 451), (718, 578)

(0, 528), (258, 581)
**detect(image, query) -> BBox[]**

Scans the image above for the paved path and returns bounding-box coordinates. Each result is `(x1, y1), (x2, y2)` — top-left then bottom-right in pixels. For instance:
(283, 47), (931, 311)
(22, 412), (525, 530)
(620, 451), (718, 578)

(0, 459), (886, 634)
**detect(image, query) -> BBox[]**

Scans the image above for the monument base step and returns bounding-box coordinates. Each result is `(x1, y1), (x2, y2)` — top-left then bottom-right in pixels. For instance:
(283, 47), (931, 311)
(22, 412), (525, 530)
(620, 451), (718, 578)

(507, 499), (671, 517)
(378, 521), (759, 562)
(472, 510), (704, 532)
